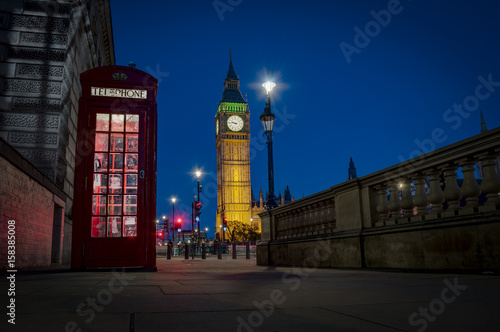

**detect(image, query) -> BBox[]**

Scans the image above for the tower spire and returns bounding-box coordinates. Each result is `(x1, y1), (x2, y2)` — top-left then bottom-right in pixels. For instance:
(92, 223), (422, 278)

(348, 157), (357, 180)
(480, 110), (488, 133)
(218, 52), (246, 107)
(225, 50), (238, 82)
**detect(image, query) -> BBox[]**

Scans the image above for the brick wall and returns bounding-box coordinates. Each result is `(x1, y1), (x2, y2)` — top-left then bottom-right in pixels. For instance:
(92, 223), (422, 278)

(0, 137), (66, 269)
(0, 155), (53, 269)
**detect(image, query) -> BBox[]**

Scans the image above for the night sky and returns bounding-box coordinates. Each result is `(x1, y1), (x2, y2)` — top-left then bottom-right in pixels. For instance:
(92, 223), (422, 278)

(110, 0), (500, 235)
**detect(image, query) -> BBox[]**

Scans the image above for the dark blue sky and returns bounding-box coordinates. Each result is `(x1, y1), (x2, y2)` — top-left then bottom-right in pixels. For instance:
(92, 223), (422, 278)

(111, 0), (500, 235)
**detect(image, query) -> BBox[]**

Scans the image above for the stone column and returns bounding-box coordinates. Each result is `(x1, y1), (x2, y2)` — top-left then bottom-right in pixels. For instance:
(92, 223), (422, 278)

(442, 166), (462, 217)
(427, 171), (445, 216)
(375, 184), (388, 226)
(413, 176), (428, 221)
(400, 178), (414, 219)
(460, 161), (481, 211)
(387, 181), (401, 224)
(479, 155), (500, 211)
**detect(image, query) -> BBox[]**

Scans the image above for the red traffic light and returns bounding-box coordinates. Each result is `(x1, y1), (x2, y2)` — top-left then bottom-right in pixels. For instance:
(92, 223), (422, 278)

(195, 201), (202, 217)
(158, 232), (163, 237)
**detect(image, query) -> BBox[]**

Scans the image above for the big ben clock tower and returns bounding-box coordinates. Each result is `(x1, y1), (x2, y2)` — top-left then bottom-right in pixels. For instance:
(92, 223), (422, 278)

(215, 53), (252, 240)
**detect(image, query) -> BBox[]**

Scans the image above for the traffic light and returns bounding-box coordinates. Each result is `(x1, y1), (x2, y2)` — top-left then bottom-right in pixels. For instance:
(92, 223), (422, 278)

(157, 232), (163, 238)
(176, 218), (182, 230)
(223, 217), (227, 232)
(194, 201), (202, 221)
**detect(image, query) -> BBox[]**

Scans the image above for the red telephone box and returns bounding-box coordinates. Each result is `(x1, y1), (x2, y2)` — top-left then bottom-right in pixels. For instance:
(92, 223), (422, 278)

(72, 65), (157, 270)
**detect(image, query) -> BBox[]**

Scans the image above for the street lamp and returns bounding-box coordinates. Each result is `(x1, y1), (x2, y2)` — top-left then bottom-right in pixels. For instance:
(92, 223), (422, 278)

(260, 79), (277, 209)
(171, 197), (176, 242)
(195, 167), (202, 246)
(161, 215), (167, 241)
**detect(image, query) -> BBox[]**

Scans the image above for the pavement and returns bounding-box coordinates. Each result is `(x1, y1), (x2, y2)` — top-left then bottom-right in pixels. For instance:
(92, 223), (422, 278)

(1, 254), (500, 332)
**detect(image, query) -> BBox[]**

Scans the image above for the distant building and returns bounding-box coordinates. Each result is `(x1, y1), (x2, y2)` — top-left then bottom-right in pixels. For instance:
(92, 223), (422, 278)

(348, 157), (357, 180)
(476, 110), (500, 178)
(251, 185), (294, 229)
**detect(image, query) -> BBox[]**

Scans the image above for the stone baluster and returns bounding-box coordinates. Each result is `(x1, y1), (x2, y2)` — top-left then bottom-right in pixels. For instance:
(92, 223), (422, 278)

(300, 208), (306, 233)
(327, 199), (335, 231)
(442, 166), (462, 216)
(327, 200), (334, 222)
(413, 176), (428, 220)
(291, 212), (296, 236)
(305, 206), (312, 233)
(283, 215), (289, 237)
(460, 161), (481, 209)
(320, 202), (327, 225)
(400, 178), (414, 218)
(375, 184), (388, 226)
(312, 204), (320, 232)
(479, 155), (500, 210)
(427, 171), (445, 215)
(275, 217), (282, 239)
(387, 181), (401, 221)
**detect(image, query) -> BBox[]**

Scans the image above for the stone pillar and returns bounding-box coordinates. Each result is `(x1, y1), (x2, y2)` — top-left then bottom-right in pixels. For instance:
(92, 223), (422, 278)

(375, 185), (388, 226)
(413, 176), (428, 221)
(442, 166), (462, 217)
(460, 161), (481, 211)
(387, 181), (401, 224)
(259, 210), (272, 241)
(427, 171), (445, 216)
(400, 178), (414, 219)
(479, 155), (500, 211)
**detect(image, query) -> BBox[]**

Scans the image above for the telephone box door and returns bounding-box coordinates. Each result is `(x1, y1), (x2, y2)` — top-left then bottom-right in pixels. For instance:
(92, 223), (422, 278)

(85, 110), (145, 267)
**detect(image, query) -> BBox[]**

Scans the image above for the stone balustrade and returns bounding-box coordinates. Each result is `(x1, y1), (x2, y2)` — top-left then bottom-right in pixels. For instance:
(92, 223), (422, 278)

(274, 197), (335, 240)
(370, 131), (500, 225)
(258, 128), (500, 270)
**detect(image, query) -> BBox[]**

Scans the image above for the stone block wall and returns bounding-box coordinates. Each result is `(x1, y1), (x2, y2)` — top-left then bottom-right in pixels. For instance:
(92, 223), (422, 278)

(0, 0), (115, 266)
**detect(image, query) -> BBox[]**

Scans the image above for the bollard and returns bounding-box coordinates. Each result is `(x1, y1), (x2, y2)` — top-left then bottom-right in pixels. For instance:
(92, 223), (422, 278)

(184, 243), (189, 259)
(217, 243), (222, 259)
(246, 242), (250, 259)
(202, 243), (206, 259)
(232, 242), (237, 259)
(167, 242), (172, 260)
(191, 244), (195, 260)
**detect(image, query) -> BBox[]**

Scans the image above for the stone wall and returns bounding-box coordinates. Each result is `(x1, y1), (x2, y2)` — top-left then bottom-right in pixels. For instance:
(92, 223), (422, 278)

(259, 213), (500, 270)
(258, 128), (500, 270)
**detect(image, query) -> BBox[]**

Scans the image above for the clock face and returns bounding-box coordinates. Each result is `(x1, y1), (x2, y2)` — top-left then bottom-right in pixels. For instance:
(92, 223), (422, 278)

(227, 115), (244, 131)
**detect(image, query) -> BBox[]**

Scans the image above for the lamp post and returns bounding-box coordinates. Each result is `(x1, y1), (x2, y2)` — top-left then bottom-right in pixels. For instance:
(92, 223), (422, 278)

(171, 197), (176, 242)
(195, 167), (202, 245)
(260, 80), (277, 209)
(161, 215), (166, 243)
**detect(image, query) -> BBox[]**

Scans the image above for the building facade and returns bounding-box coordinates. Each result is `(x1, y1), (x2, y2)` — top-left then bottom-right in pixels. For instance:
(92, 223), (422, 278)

(0, 0), (114, 267)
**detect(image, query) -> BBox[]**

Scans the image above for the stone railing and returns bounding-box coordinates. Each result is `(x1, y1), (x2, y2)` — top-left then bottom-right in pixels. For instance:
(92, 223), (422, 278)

(259, 127), (500, 242)
(273, 195), (335, 240)
(367, 128), (500, 226)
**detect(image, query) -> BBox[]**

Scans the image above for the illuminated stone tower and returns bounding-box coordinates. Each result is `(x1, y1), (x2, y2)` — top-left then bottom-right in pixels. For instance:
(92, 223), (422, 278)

(215, 54), (252, 239)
